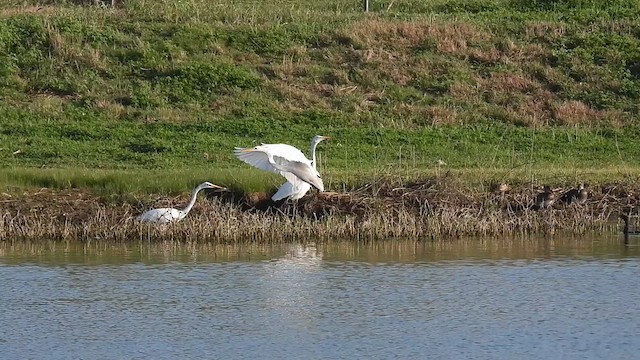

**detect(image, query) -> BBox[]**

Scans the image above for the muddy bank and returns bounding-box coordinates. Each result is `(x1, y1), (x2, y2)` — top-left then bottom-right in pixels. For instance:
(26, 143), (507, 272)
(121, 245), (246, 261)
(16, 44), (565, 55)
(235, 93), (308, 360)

(1, 176), (638, 242)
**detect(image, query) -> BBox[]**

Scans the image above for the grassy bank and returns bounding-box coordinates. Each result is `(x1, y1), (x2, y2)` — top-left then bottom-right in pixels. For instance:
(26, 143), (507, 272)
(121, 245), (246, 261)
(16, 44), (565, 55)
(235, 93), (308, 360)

(1, 1), (639, 240)
(1, 1), (640, 181)
(2, 0), (639, 130)
(2, 163), (640, 199)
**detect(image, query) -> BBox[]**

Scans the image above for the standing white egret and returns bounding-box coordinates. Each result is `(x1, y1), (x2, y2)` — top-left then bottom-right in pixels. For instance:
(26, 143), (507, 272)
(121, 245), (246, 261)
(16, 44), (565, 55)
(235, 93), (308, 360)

(137, 182), (225, 224)
(234, 137), (327, 196)
(271, 135), (330, 201)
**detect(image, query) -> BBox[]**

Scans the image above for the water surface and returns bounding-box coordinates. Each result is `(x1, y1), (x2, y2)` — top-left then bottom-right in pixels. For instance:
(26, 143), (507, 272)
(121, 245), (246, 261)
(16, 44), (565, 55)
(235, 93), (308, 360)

(1, 237), (639, 359)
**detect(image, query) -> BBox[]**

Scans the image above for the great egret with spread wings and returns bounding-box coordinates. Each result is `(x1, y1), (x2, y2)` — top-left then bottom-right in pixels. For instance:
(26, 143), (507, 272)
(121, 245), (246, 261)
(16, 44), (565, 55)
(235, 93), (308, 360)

(270, 135), (330, 201)
(138, 182), (225, 224)
(234, 136), (329, 199)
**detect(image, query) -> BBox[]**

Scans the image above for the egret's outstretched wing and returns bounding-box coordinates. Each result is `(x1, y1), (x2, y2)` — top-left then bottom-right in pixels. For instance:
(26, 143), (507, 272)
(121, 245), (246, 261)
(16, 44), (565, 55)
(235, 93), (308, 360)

(234, 146), (302, 186)
(272, 181), (295, 201)
(234, 144), (308, 169)
(271, 168), (311, 201)
(234, 146), (323, 191)
(234, 147), (279, 174)
(263, 144), (308, 162)
(272, 155), (324, 192)
(292, 182), (312, 200)
(272, 181), (312, 201)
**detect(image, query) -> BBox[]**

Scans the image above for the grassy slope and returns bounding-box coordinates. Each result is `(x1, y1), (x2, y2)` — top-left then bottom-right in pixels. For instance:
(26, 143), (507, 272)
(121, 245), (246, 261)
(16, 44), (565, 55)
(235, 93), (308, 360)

(1, 0), (640, 194)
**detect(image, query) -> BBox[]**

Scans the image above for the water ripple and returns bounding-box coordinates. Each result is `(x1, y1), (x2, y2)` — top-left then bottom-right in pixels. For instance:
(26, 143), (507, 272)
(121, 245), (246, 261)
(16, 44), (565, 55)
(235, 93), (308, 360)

(0, 239), (639, 359)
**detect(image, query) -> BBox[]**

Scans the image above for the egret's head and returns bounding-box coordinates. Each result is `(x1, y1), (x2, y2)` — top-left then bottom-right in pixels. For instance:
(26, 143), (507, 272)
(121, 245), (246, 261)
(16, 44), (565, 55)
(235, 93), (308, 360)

(312, 135), (330, 145)
(239, 146), (261, 153)
(201, 182), (226, 190)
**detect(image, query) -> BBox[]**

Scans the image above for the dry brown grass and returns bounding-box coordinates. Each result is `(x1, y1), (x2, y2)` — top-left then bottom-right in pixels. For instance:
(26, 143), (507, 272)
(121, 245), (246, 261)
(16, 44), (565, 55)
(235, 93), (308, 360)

(40, 22), (109, 74)
(487, 72), (539, 93)
(347, 19), (490, 53)
(525, 21), (567, 42)
(552, 100), (595, 125)
(502, 99), (550, 127)
(270, 83), (331, 111)
(424, 105), (460, 126)
(1, 175), (637, 243)
(96, 99), (127, 119)
(550, 100), (629, 127)
(347, 19), (549, 66)
(321, 18), (590, 128)
(233, 17), (622, 129)
(0, 6), (56, 18)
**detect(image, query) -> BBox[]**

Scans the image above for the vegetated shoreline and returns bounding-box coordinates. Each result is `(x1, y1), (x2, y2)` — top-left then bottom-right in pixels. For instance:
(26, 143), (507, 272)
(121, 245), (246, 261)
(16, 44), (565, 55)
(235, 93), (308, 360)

(1, 174), (636, 243)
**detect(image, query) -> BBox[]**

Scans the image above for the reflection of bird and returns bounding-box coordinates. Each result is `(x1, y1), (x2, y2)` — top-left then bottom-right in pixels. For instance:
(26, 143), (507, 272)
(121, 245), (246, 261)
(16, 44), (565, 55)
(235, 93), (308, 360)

(534, 185), (555, 210)
(234, 140), (325, 196)
(138, 182), (224, 224)
(620, 214), (640, 245)
(560, 184), (588, 205)
(271, 135), (330, 201)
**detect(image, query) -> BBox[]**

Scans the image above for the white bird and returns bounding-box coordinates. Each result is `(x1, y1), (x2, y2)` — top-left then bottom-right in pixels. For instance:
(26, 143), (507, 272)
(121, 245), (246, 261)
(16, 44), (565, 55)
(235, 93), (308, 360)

(234, 137), (328, 197)
(137, 182), (224, 224)
(271, 135), (330, 201)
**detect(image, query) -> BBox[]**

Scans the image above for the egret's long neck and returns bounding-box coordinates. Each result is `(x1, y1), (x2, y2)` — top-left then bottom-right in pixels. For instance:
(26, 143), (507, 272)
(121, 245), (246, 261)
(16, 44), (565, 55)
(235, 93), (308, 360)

(182, 186), (204, 215)
(310, 141), (320, 169)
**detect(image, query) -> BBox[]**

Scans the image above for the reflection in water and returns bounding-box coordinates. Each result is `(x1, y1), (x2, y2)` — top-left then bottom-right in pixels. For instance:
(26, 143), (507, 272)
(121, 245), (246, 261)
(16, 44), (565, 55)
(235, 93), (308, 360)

(0, 234), (636, 265)
(258, 243), (324, 339)
(0, 237), (639, 359)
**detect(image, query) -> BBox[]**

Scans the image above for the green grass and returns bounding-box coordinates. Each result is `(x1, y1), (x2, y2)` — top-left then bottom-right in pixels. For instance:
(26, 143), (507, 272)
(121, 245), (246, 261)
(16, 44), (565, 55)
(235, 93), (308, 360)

(0, 167), (288, 196)
(1, 0), (640, 194)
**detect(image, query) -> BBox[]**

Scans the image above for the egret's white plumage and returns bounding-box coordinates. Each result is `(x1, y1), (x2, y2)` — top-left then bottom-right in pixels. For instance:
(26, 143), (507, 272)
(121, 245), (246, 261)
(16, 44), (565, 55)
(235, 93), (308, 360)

(137, 182), (224, 224)
(271, 135), (330, 201)
(234, 137), (328, 196)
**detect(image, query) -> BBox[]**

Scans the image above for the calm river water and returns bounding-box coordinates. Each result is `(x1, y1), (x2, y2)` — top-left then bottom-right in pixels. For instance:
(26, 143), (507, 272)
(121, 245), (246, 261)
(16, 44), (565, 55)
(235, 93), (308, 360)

(1, 236), (639, 359)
